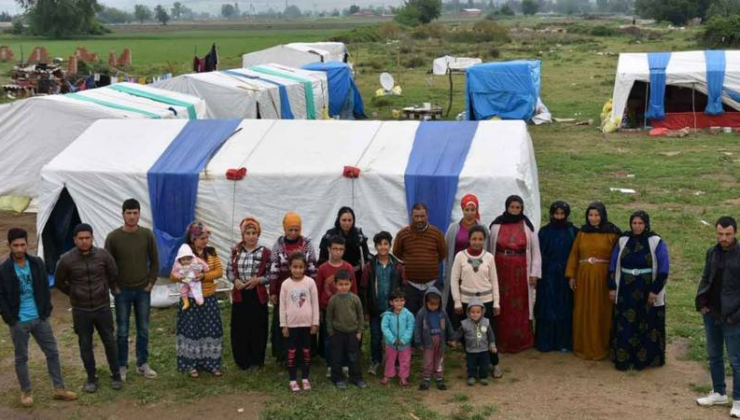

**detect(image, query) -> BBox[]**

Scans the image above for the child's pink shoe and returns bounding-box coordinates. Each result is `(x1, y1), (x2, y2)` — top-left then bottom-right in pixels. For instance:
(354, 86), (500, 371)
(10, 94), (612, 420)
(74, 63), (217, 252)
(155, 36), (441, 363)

(379, 377), (390, 386)
(399, 378), (409, 387)
(301, 379), (312, 391)
(289, 381), (300, 393)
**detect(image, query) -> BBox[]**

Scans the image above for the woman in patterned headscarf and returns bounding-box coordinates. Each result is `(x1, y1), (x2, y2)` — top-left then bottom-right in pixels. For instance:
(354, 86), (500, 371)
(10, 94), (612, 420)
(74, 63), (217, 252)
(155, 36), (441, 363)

(173, 221), (224, 378)
(227, 217), (272, 370)
(608, 210), (669, 370)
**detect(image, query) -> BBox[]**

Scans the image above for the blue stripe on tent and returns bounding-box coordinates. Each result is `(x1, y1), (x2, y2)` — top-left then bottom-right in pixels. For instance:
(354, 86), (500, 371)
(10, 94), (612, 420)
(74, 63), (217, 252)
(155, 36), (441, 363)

(222, 70), (295, 119)
(727, 89), (740, 103)
(147, 120), (241, 275)
(404, 121), (479, 232)
(302, 62), (366, 119)
(645, 52), (671, 121)
(705, 50), (726, 116)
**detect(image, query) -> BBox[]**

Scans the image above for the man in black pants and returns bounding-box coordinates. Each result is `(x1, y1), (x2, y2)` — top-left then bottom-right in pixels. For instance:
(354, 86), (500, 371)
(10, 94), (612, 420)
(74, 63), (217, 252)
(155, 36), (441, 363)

(55, 223), (122, 393)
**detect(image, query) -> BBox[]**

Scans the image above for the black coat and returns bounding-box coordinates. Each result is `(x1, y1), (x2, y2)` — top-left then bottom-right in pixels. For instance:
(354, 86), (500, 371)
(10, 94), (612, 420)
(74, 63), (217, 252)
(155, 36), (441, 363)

(360, 254), (404, 317)
(0, 255), (52, 326)
(696, 242), (740, 324)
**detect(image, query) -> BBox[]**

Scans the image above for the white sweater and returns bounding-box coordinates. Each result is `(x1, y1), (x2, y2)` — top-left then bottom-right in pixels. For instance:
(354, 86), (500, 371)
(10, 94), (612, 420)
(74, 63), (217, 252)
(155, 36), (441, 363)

(450, 250), (500, 309)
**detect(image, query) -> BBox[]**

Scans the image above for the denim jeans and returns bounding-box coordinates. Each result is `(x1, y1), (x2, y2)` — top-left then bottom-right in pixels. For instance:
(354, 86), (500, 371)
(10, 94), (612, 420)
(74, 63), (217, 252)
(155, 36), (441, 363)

(703, 314), (740, 400)
(369, 315), (383, 365)
(10, 318), (64, 392)
(114, 289), (151, 368)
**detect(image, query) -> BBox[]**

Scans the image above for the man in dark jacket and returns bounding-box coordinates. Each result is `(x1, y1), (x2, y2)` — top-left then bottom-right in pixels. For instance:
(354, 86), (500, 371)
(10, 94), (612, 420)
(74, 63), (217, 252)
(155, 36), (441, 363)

(0, 228), (77, 407)
(360, 231), (404, 376)
(696, 216), (740, 417)
(55, 223), (122, 393)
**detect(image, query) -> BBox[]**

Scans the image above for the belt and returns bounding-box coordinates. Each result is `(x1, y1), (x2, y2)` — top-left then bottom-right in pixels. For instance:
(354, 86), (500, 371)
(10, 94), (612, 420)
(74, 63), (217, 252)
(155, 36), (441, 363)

(461, 290), (492, 297)
(621, 268), (653, 276)
(497, 250), (525, 256)
(579, 257), (609, 264)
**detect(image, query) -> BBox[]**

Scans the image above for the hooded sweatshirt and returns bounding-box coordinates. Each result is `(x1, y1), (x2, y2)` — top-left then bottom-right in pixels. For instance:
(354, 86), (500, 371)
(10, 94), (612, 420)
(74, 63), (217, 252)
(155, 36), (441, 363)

(414, 287), (455, 348)
(458, 298), (496, 353)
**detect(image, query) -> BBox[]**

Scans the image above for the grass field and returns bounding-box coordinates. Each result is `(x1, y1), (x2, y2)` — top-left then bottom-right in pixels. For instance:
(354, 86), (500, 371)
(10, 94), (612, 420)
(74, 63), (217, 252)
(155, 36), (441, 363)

(0, 16), (738, 419)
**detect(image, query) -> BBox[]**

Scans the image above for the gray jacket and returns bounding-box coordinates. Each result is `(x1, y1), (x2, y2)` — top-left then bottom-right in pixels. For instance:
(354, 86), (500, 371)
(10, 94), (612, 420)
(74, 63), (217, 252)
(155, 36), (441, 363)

(457, 299), (495, 353)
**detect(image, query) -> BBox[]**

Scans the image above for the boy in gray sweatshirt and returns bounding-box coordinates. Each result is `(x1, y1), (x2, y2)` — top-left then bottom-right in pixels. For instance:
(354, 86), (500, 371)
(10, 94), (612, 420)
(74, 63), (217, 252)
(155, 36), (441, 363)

(457, 299), (497, 386)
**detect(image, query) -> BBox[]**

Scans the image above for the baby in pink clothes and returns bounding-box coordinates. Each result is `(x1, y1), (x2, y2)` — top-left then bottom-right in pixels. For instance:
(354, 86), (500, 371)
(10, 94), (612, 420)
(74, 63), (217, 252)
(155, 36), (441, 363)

(171, 244), (209, 310)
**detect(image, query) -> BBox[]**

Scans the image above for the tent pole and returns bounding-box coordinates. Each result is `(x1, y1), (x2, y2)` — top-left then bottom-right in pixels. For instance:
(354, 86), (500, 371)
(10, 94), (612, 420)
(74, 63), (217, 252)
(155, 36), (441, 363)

(643, 83), (649, 131)
(692, 83), (697, 132)
(445, 68), (453, 118)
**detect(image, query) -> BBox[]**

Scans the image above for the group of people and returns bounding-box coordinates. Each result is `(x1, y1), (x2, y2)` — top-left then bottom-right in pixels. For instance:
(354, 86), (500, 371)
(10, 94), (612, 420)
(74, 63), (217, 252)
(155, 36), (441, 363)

(1, 193), (738, 414)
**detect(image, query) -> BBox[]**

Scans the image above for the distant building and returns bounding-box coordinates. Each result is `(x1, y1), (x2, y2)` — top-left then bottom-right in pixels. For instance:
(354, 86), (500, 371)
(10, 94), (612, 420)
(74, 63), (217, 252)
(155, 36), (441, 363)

(460, 8), (482, 16)
(351, 10), (375, 17)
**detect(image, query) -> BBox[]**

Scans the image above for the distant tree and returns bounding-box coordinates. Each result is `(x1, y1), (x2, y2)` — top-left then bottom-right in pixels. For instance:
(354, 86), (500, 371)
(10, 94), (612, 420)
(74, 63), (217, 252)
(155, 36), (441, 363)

(394, 0), (442, 26)
(635, 0), (712, 24)
(0, 11), (12, 22)
(522, 0), (539, 15)
(284, 4), (302, 18)
(706, 0), (740, 18)
(221, 3), (236, 18)
(98, 6), (133, 23)
(609, 0), (632, 13)
(134, 4), (152, 23)
(331, 8), (340, 16)
(467, 0), (475, 7)
(15, 0), (106, 37)
(597, 0), (608, 12)
(171, 1), (183, 19)
(154, 4), (169, 25)
(348, 4), (360, 14)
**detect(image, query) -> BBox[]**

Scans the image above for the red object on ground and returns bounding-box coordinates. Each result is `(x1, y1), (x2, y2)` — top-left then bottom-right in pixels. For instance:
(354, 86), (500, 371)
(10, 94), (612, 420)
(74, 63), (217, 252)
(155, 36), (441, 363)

(649, 128), (670, 137)
(651, 112), (740, 130)
(343, 166), (361, 178)
(226, 167), (247, 180)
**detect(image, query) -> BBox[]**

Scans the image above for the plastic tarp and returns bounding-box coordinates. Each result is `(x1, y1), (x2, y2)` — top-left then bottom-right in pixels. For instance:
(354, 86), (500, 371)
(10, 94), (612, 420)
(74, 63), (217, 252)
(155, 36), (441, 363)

(148, 120), (241, 275)
(221, 70), (294, 119)
(433, 56), (482, 76)
(705, 50), (726, 116)
(404, 121), (478, 231)
(466, 60), (541, 121)
(608, 50), (740, 128)
(0, 83), (206, 199)
(242, 42), (348, 68)
(302, 62), (365, 119)
(645, 52), (671, 121)
(37, 120), (540, 271)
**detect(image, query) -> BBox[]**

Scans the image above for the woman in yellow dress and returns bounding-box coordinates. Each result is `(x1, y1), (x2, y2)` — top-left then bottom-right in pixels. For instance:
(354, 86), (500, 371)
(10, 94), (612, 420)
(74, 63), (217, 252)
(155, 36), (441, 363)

(565, 202), (621, 360)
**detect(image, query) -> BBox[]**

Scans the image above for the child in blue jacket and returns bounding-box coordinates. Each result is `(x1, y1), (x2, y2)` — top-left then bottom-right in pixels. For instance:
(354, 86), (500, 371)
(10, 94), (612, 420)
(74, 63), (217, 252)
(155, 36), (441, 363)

(380, 288), (415, 387)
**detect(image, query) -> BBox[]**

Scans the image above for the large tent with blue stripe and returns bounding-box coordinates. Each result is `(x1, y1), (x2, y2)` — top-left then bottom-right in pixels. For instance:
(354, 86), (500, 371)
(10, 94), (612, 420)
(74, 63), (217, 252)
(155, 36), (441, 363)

(152, 65), (329, 120)
(607, 50), (740, 131)
(36, 119), (540, 276)
(0, 82), (206, 202)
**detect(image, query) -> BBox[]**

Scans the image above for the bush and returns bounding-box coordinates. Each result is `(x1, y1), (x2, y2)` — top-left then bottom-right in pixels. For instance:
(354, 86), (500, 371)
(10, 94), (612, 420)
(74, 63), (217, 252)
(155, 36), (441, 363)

(702, 14), (740, 47)
(590, 25), (616, 36)
(378, 21), (403, 40)
(411, 22), (447, 39)
(330, 26), (382, 43)
(486, 46), (501, 59)
(402, 55), (426, 68)
(448, 20), (509, 43)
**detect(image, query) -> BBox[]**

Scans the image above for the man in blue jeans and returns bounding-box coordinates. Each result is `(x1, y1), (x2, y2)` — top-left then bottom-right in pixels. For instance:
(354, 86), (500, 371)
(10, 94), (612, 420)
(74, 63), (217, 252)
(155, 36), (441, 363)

(696, 216), (740, 417)
(105, 199), (159, 381)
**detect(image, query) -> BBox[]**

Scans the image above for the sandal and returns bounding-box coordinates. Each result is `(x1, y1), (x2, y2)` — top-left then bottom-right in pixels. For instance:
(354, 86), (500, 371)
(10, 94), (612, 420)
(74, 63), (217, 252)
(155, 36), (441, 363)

(189, 369), (199, 378)
(212, 369), (223, 377)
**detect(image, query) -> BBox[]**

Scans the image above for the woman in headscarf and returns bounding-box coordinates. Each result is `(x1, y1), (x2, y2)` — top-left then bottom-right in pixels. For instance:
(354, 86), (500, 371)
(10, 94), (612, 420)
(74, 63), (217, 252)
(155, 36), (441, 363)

(318, 206), (370, 282)
(173, 221), (224, 378)
(269, 212), (318, 363)
(565, 202), (621, 360)
(444, 194), (485, 328)
(489, 195), (541, 355)
(227, 217), (271, 370)
(535, 201), (578, 353)
(608, 210), (669, 370)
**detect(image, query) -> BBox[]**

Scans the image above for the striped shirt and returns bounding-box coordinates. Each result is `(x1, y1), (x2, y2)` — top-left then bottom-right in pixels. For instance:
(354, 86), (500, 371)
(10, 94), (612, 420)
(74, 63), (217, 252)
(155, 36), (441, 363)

(393, 224), (447, 283)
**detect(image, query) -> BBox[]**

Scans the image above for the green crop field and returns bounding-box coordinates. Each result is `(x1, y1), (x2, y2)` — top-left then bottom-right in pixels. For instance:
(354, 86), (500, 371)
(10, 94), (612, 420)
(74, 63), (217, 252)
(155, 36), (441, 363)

(0, 17), (737, 419)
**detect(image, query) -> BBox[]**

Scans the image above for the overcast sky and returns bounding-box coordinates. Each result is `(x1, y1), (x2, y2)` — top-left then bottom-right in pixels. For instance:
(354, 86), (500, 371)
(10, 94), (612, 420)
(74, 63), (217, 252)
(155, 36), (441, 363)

(0, 0), (407, 14)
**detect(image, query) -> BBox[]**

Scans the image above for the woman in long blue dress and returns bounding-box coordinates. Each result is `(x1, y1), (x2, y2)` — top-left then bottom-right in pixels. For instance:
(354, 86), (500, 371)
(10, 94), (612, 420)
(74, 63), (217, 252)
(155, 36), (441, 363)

(608, 210), (669, 370)
(535, 201), (578, 352)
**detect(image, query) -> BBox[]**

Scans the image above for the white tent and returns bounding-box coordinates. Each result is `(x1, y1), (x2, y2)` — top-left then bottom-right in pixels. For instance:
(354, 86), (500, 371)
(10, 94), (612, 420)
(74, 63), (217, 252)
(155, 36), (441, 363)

(433, 55), (482, 75)
(151, 65), (329, 120)
(38, 119), (540, 270)
(242, 42), (349, 68)
(0, 83), (206, 200)
(607, 50), (740, 130)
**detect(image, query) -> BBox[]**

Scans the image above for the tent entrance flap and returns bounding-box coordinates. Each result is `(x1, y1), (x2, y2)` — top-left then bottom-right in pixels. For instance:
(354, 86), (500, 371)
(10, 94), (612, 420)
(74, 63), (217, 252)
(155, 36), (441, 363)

(41, 188), (81, 281)
(645, 52), (671, 121)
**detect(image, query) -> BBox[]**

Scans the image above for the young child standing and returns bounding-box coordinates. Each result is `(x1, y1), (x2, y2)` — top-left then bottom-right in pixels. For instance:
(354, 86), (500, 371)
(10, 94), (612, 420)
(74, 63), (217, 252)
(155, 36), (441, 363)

(458, 299), (497, 386)
(361, 231), (403, 376)
(315, 235), (357, 377)
(279, 253), (319, 393)
(380, 288), (415, 387)
(172, 244), (208, 310)
(414, 287), (455, 391)
(325, 269), (367, 389)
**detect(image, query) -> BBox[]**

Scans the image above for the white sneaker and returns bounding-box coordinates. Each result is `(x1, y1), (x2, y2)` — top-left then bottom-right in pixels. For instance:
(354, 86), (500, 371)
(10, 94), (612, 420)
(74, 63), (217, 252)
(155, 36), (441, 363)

(732, 401), (740, 418)
(326, 367), (332, 378)
(119, 367), (127, 382)
(697, 391), (728, 406)
(342, 366), (349, 377)
(137, 363), (158, 379)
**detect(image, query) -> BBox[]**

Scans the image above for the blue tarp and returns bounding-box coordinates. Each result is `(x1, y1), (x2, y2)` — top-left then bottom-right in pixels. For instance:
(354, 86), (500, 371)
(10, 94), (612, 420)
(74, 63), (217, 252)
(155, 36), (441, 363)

(705, 50), (726, 116)
(147, 120), (241, 275)
(645, 52), (671, 121)
(222, 70), (295, 119)
(404, 121), (479, 232)
(302, 62), (366, 119)
(465, 60), (541, 121)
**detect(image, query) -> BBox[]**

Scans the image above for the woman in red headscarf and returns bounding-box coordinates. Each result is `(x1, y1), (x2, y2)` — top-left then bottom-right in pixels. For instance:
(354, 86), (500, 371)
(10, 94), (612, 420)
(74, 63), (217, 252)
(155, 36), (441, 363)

(444, 194), (483, 315)
(227, 217), (271, 370)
